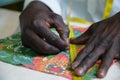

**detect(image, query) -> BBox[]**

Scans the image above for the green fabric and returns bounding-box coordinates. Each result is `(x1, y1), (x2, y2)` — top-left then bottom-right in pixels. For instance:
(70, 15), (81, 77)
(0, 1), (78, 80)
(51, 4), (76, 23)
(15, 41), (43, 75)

(0, 29), (99, 80)
(0, 33), (34, 65)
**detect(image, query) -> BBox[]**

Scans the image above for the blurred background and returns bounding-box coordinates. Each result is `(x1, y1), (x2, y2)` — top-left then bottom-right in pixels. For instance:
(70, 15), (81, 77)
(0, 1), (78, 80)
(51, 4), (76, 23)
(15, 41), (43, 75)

(0, 0), (24, 11)
(0, 0), (24, 39)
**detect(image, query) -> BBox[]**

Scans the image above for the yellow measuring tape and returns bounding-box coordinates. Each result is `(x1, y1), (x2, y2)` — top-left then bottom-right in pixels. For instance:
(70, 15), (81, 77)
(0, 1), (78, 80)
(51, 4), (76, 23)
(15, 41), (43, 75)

(68, 22), (83, 80)
(68, 0), (113, 80)
(67, 0), (83, 80)
(102, 0), (113, 19)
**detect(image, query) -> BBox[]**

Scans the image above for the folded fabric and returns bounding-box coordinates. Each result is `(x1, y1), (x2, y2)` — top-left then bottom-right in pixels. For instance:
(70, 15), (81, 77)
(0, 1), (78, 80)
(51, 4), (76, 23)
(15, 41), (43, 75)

(0, 26), (116, 80)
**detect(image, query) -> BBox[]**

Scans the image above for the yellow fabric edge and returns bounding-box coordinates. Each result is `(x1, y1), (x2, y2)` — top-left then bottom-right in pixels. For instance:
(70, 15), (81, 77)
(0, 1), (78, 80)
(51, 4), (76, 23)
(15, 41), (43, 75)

(69, 17), (92, 24)
(68, 0), (90, 80)
(102, 0), (113, 19)
(68, 22), (83, 80)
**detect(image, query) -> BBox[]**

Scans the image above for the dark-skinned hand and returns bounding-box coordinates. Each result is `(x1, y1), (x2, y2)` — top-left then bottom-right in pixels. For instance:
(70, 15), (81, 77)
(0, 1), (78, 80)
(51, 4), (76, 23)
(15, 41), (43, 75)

(19, 1), (69, 54)
(70, 12), (120, 78)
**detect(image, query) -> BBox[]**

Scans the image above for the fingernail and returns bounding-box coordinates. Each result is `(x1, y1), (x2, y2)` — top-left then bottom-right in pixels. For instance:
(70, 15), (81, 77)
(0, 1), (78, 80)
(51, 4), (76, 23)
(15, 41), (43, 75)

(97, 70), (106, 78)
(75, 67), (85, 76)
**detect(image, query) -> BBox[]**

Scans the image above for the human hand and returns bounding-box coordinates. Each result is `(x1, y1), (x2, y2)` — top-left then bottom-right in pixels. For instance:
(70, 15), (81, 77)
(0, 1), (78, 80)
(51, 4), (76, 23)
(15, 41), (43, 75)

(70, 12), (120, 78)
(19, 1), (69, 54)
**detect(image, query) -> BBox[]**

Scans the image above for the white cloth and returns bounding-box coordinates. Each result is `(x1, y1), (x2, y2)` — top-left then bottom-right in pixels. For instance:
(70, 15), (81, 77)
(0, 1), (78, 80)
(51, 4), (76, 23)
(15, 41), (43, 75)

(24, 0), (120, 22)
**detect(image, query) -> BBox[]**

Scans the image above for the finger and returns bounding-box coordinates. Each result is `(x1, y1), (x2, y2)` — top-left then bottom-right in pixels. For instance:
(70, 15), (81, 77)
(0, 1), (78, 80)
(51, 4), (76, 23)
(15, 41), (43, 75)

(97, 37), (119, 78)
(33, 19), (68, 50)
(97, 53), (113, 78)
(70, 23), (97, 44)
(22, 29), (60, 54)
(70, 31), (91, 44)
(50, 13), (69, 43)
(74, 40), (107, 76)
(72, 34), (99, 69)
(71, 42), (95, 69)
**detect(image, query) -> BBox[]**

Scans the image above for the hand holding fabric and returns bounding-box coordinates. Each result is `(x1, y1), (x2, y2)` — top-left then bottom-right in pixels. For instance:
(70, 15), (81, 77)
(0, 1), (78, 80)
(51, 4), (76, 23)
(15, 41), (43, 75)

(70, 12), (120, 78)
(19, 1), (69, 54)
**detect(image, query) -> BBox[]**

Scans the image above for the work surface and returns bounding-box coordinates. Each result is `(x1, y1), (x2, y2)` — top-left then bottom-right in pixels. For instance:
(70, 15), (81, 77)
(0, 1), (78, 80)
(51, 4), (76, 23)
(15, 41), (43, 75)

(0, 8), (120, 80)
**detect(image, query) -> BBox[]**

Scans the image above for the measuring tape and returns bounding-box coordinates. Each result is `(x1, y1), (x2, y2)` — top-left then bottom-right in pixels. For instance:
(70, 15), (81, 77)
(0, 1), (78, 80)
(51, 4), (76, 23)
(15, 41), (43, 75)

(68, 22), (83, 80)
(102, 0), (113, 19)
(67, 0), (83, 80)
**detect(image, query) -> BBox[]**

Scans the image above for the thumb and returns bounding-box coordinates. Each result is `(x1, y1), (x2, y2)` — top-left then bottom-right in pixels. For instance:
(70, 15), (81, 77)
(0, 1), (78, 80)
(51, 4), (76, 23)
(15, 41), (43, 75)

(70, 24), (96, 44)
(70, 32), (90, 44)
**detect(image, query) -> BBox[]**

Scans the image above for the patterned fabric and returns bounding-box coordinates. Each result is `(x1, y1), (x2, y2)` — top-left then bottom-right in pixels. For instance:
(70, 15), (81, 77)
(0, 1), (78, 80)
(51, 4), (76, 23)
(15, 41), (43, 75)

(0, 27), (116, 80)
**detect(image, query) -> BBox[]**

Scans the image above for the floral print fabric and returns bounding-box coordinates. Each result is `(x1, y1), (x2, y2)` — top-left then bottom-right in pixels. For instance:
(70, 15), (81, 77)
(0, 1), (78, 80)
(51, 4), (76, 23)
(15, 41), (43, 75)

(0, 27), (116, 80)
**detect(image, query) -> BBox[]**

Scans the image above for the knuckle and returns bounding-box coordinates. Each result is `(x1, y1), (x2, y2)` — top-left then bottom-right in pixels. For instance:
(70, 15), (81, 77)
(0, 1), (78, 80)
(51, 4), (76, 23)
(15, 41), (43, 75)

(49, 35), (58, 42)
(87, 53), (95, 59)
(33, 19), (45, 29)
(100, 39), (110, 48)
(33, 19), (40, 27)
(82, 49), (89, 54)
(42, 45), (52, 51)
